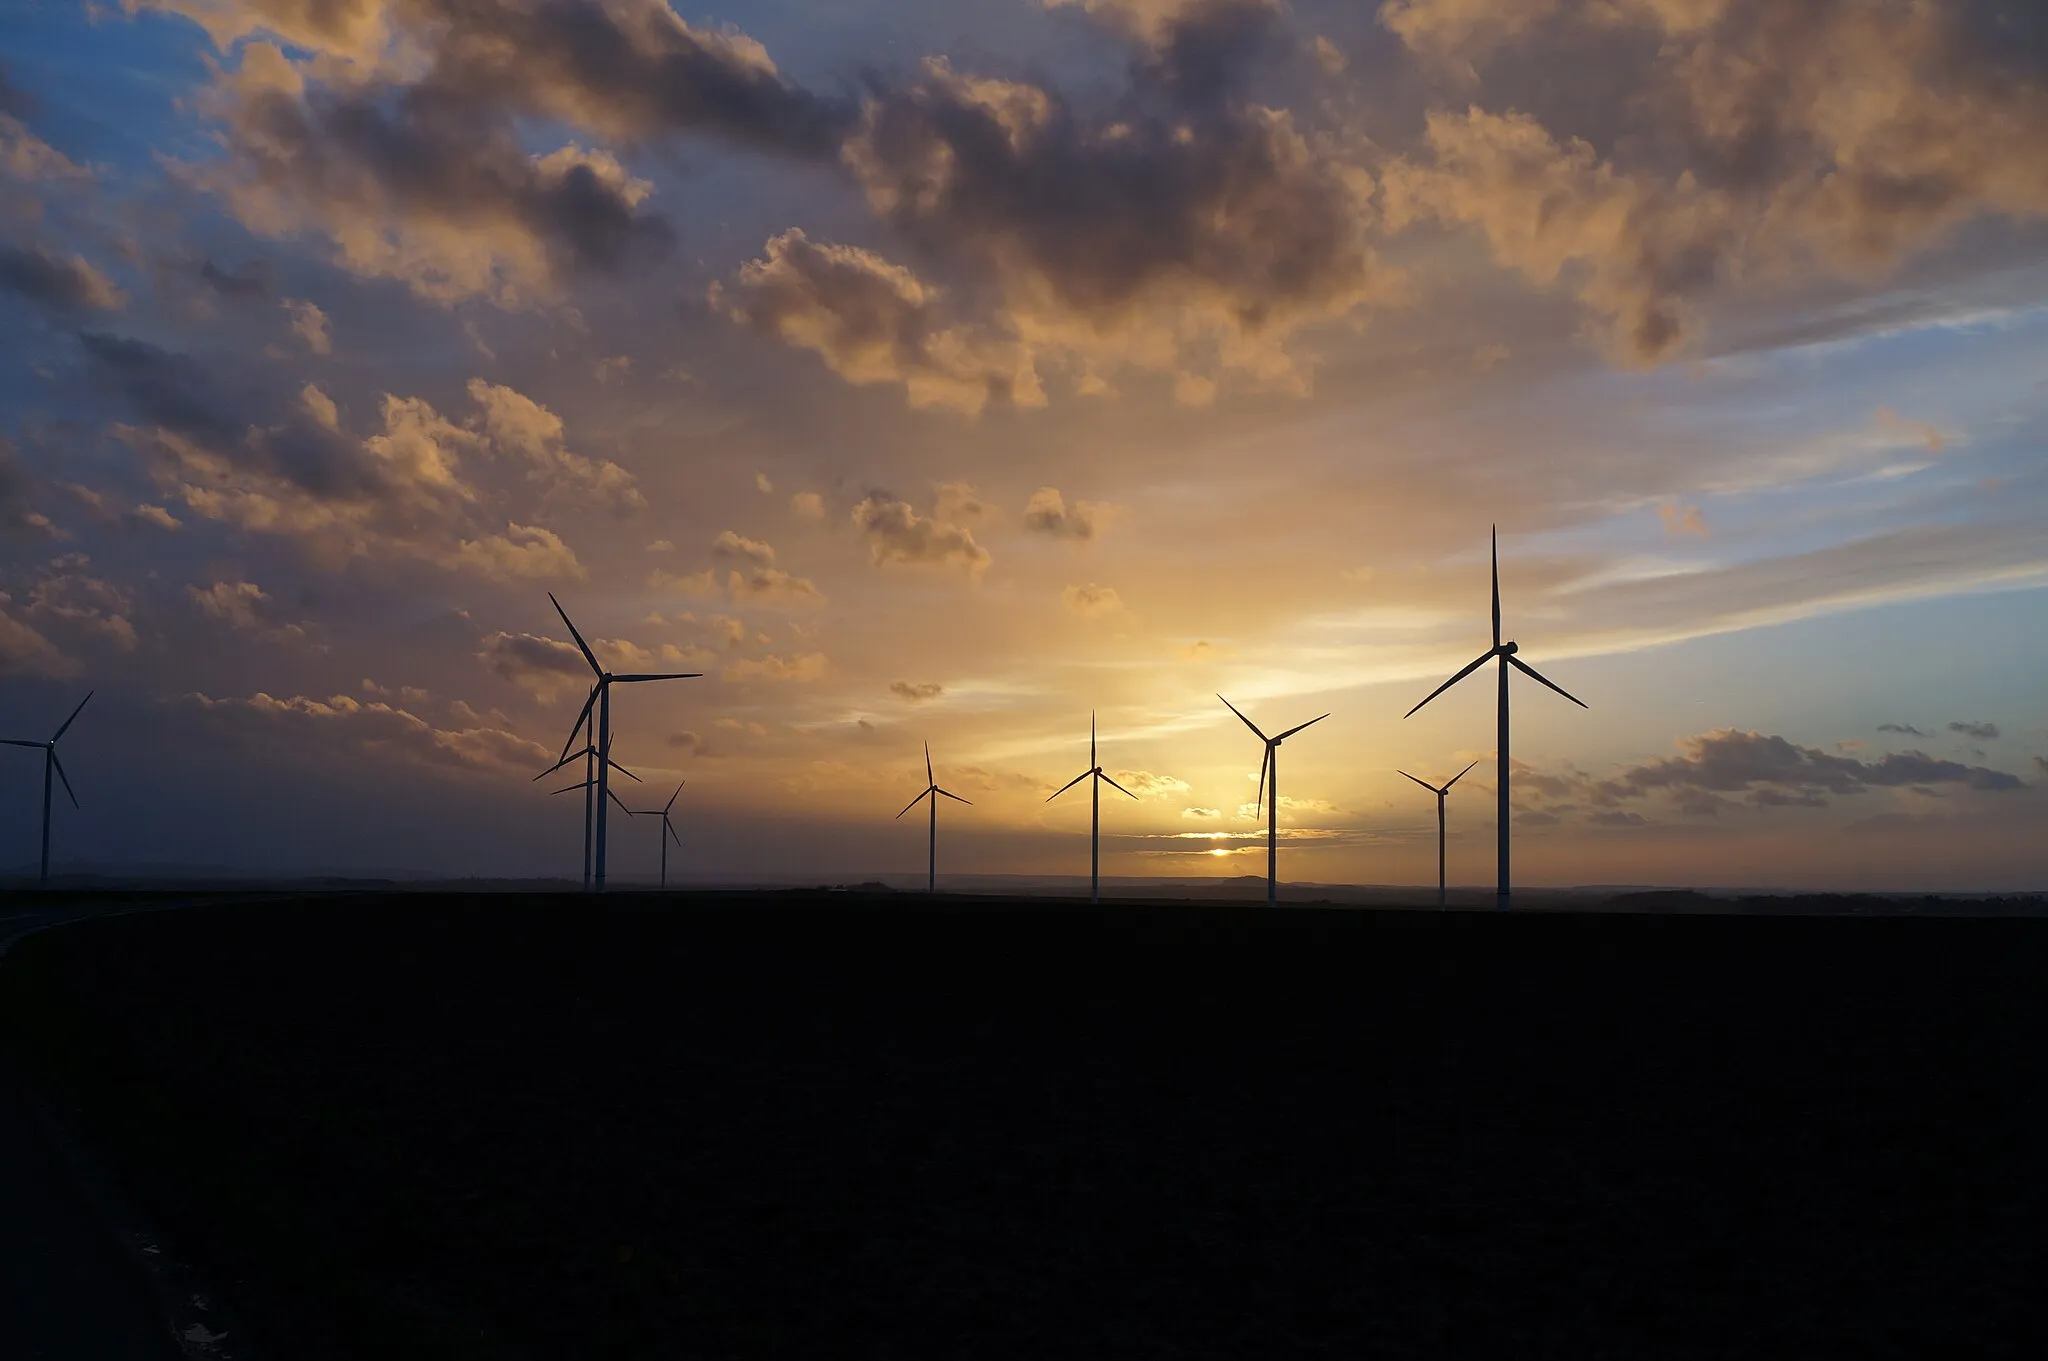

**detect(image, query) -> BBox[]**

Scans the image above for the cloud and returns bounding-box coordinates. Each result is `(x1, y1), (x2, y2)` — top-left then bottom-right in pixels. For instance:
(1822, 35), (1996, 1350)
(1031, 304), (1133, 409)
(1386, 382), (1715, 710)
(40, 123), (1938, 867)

(186, 578), (310, 642)
(1, 111), (90, 181)
(723, 651), (829, 683)
(477, 629), (590, 701)
(131, 504), (182, 531)
(666, 729), (718, 758)
(1877, 723), (1929, 737)
(466, 379), (645, 511)
(283, 297), (330, 353)
(851, 491), (992, 573)
(592, 355), (632, 385)
(723, 565), (825, 607)
(1022, 486), (1116, 540)
(712, 529), (776, 565)
(712, 229), (1043, 415)
(1181, 806), (1221, 819)
(0, 594), (71, 677)
(1311, 34), (1348, 75)
(17, 556), (137, 652)
(1603, 729), (2027, 808)
(0, 244), (125, 311)
(1379, 1), (2048, 362)
(1948, 721), (2000, 741)
(890, 680), (944, 702)
(178, 689), (549, 776)
(1113, 769), (1189, 798)
(1061, 582), (1124, 616)
(1659, 503), (1709, 538)
(198, 258), (272, 300)
(790, 491), (824, 521)
(1876, 406), (1945, 452)
(755, 472), (774, 493)
(1179, 639), (1233, 661)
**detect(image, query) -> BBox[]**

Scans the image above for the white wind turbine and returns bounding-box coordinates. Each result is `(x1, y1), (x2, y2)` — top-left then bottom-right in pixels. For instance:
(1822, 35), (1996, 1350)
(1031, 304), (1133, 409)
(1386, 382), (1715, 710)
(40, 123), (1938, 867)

(1402, 526), (1586, 911)
(3, 691), (91, 886)
(1398, 761), (1478, 910)
(1218, 695), (1329, 907)
(627, 782), (685, 889)
(549, 592), (700, 892)
(896, 742), (971, 894)
(1045, 712), (1137, 904)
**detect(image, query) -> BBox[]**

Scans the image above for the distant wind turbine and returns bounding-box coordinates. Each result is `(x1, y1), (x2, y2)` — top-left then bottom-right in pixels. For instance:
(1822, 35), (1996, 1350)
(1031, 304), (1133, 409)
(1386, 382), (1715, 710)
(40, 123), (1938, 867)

(1402, 526), (1587, 911)
(533, 731), (640, 890)
(1218, 695), (1329, 907)
(1399, 761), (1478, 910)
(896, 742), (971, 894)
(3, 691), (91, 886)
(549, 592), (700, 892)
(628, 783), (686, 889)
(1046, 712), (1137, 904)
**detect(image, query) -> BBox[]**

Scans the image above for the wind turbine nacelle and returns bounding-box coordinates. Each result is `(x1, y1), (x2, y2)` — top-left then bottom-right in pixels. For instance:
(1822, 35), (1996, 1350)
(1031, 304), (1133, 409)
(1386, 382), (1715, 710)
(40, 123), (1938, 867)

(1499, 640), (1519, 655)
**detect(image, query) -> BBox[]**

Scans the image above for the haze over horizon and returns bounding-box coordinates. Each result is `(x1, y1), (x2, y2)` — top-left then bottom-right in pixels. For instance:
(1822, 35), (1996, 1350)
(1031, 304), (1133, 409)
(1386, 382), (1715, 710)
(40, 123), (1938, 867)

(2, 0), (2044, 892)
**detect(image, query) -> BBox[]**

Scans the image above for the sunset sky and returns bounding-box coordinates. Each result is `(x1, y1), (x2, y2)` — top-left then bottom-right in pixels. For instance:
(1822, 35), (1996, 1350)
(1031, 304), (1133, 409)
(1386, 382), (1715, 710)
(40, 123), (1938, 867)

(2, 0), (2044, 889)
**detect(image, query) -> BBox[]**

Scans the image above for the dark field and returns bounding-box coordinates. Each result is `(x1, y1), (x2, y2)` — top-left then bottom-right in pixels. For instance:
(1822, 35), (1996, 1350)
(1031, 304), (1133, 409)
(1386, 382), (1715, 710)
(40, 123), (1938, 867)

(6, 894), (2045, 1359)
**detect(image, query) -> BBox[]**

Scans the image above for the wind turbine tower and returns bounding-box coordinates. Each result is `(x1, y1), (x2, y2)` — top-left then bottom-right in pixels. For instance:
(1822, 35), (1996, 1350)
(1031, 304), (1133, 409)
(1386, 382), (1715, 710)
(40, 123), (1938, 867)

(549, 593), (700, 891)
(1046, 712), (1137, 904)
(1402, 527), (1587, 910)
(1218, 695), (1329, 907)
(4, 691), (91, 886)
(628, 783), (686, 889)
(534, 734), (639, 889)
(1398, 761), (1478, 910)
(896, 743), (971, 894)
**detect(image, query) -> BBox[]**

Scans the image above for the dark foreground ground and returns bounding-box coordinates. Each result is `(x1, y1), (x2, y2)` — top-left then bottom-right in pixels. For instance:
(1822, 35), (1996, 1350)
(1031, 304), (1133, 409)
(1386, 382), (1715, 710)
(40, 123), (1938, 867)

(5, 893), (2045, 1359)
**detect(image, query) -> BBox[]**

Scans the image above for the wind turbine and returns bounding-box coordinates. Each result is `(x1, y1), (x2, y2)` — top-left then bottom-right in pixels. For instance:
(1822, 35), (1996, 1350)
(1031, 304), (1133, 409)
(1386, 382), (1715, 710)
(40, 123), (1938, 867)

(549, 592), (700, 892)
(1402, 526), (1586, 911)
(4, 691), (91, 886)
(1046, 712), (1137, 904)
(628, 783), (685, 889)
(533, 732), (639, 890)
(1218, 695), (1329, 907)
(1398, 761), (1478, 910)
(895, 742), (970, 894)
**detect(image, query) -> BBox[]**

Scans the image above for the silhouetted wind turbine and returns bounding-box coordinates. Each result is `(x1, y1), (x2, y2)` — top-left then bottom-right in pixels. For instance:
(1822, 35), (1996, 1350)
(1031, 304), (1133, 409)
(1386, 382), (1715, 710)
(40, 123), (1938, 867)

(1046, 712), (1137, 904)
(1402, 526), (1586, 911)
(550, 592), (700, 892)
(628, 783), (685, 889)
(3, 691), (90, 886)
(1218, 695), (1329, 907)
(1399, 761), (1478, 910)
(896, 742), (970, 894)
(533, 733), (639, 890)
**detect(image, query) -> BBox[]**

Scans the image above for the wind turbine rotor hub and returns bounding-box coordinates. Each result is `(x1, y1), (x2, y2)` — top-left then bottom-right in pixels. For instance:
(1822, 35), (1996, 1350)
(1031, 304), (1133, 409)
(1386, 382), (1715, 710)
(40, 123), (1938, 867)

(1499, 640), (1519, 655)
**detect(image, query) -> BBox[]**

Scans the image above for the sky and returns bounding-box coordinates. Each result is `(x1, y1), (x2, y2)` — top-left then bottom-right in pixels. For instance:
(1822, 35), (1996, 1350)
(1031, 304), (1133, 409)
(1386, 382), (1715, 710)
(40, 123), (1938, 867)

(0, 0), (2044, 890)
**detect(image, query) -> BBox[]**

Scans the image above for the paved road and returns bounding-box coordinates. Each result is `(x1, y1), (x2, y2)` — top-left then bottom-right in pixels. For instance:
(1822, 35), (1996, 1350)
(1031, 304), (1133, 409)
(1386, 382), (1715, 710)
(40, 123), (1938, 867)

(2, 906), (183, 1359)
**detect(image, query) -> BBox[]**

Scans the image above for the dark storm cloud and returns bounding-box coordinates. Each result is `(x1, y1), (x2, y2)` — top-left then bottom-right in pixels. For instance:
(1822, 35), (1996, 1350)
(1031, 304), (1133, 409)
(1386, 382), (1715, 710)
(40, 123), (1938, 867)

(0, 243), (124, 311)
(1948, 721), (2000, 741)
(198, 258), (273, 300)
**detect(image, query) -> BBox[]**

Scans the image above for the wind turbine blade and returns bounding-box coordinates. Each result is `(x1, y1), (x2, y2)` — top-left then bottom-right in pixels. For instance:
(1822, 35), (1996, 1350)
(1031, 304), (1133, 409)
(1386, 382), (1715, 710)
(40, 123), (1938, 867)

(548, 781), (592, 796)
(612, 672), (703, 682)
(52, 690), (93, 742)
(934, 787), (973, 806)
(50, 750), (79, 809)
(1444, 759), (1480, 790)
(1217, 694), (1269, 742)
(925, 741), (933, 786)
(895, 787), (934, 819)
(558, 685), (600, 764)
(534, 747), (591, 781)
(1046, 768), (1093, 803)
(1098, 771), (1139, 800)
(605, 756), (642, 783)
(1402, 650), (1496, 720)
(608, 787), (634, 815)
(1253, 745), (1268, 819)
(1090, 711), (1097, 767)
(1508, 654), (1588, 709)
(665, 782), (683, 814)
(1491, 525), (1501, 651)
(1275, 713), (1330, 742)
(549, 593), (603, 675)
(1399, 770), (1439, 794)
(0, 738), (45, 748)
(667, 819), (683, 848)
